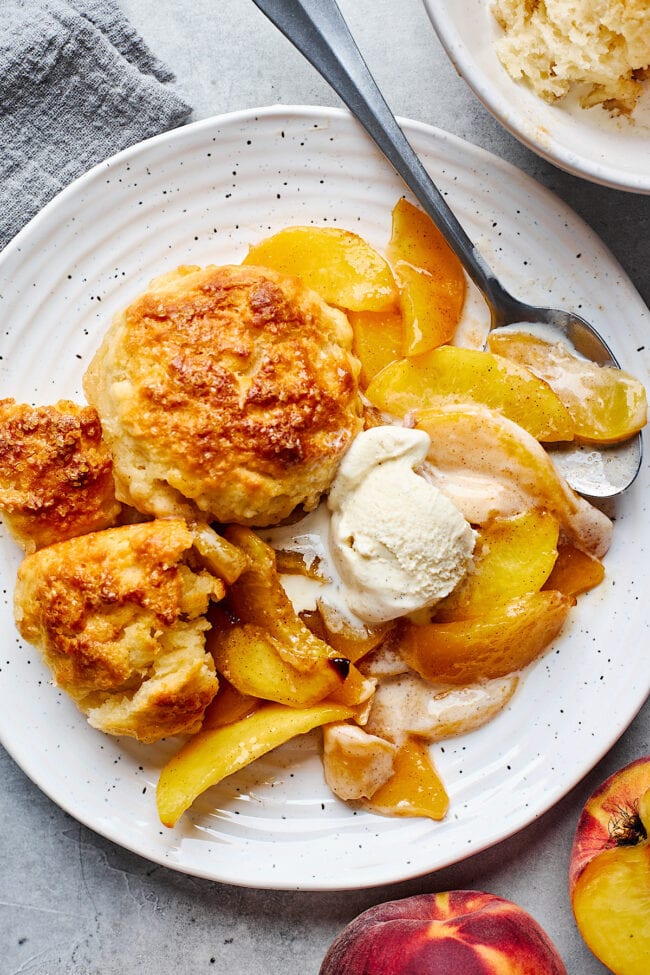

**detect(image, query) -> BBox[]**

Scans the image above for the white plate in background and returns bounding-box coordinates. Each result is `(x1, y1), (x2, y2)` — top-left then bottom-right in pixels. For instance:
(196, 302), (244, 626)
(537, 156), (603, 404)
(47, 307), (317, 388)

(0, 105), (648, 890)
(423, 0), (650, 193)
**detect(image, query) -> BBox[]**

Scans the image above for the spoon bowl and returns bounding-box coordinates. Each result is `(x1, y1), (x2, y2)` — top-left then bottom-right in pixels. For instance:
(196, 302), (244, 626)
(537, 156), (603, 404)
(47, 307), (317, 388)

(252, 0), (643, 498)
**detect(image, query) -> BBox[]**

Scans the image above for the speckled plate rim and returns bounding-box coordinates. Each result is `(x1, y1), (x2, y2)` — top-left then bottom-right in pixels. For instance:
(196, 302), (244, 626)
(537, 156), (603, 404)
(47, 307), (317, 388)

(0, 104), (649, 891)
(422, 0), (650, 194)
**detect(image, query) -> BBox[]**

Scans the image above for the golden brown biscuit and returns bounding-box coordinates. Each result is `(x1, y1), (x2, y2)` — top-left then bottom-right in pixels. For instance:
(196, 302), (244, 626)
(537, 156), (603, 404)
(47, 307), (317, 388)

(83, 264), (362, 527)
(0, 399), (122, 553)
(14, 519), (226, 742)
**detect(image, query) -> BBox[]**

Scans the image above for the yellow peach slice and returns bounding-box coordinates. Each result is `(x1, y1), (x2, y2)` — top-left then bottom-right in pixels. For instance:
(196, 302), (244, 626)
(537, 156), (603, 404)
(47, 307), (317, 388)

(322, 722), (397, 800)
(359, 737), (449, 820)
(542, 544), (605, 597)
(364, 671), (518, 742)
(365, 346), (575, 441)
(572, 840), (650, 975)
(157, 701), (355, 826)
(415, 403), (612, 557)
(224, 525), (334, 672)
(387, 197), (466, 355)
(190, 523), (250, 584)
(201, 678), (260, 730)
(434, 510), (560, 622)
(209, 622), (347, 707)
(348, 308), (404, 387)
(243, 226), (398, 312)
(397, 590), (573, 684)
(303, 603), (395, 664)
(392, 262), (461, 355)
(324, 665), (376, 709)
(488, 330), (647, 443)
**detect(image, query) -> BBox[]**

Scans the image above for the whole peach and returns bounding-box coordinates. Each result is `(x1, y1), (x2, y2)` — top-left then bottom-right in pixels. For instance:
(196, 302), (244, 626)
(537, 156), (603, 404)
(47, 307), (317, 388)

(569, 755), (650, 975)
(319, 890), (567, 974)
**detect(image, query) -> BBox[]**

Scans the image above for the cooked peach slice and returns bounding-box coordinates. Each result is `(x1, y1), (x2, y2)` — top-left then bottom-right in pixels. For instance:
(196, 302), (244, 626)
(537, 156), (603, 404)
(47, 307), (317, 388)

(488, 330), (647, 443)
(322, 723), (397, 801)
(157, 701), (355, 826)
(397, 590), (573, 684)
(415, 403), (612, 557)
(359, 737), (449, 820)
(348, 308), (404, 387)
(387, 197), (466, 355)
(191, 523), (250, 584)
(365, 346), (575, 441)
(364, 670), (519, 741)
(542, 543), (605, 597)
(392, 263), (460, 355)
(303, 604), (395, 664)
(224, 525), (335, 672)
(324, 666), (376, 710)
(243, 226), (398, 312)
(210, 526), (376, 706)
(434, 510), (560, 622)
(201, 678), (260, 730)
(209, 623), (349, 707)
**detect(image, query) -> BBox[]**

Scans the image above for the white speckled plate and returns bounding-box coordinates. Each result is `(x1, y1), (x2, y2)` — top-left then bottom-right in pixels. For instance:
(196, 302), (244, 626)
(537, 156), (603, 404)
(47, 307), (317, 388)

(423, 0), (650, 193)
(0, 106), (648, 891)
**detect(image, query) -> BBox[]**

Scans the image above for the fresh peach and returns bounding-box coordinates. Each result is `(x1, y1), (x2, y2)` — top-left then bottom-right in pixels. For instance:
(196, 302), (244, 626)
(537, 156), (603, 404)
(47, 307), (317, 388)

(319, 891), (567, 974)
(569, 756), (650, 975)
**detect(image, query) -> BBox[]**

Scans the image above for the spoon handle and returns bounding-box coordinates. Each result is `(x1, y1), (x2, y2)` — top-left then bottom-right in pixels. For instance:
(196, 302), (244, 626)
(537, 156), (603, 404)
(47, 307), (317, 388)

(252, 0), (519, 322)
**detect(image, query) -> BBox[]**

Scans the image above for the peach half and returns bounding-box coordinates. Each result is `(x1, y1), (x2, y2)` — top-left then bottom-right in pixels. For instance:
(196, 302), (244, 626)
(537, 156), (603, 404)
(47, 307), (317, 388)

(319, 891), (567, 974)
(569, 755), (650, 975)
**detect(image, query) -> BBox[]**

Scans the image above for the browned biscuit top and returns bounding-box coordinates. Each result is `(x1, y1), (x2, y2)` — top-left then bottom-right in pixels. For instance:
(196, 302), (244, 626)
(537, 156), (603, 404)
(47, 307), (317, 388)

(83, 264), (362, 526)
(14, 518), (224, 742)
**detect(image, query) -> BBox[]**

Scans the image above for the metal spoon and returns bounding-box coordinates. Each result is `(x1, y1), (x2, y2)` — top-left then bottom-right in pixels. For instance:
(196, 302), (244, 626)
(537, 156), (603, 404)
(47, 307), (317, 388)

(252, 0), (643, 499)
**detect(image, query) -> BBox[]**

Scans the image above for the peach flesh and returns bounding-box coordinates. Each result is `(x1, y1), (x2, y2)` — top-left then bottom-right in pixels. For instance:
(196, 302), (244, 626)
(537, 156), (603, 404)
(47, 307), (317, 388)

(569, 756), (650, 975)
(569, 755), (650, 893)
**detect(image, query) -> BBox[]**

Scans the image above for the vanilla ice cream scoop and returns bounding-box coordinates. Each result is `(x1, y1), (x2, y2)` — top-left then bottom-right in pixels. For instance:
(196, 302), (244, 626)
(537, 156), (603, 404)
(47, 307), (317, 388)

(327, 426), (475, 624)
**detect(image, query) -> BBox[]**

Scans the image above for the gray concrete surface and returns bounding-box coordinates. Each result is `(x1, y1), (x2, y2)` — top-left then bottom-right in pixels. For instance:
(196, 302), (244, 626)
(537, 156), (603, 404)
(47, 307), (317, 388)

(2, 1), (648, 972)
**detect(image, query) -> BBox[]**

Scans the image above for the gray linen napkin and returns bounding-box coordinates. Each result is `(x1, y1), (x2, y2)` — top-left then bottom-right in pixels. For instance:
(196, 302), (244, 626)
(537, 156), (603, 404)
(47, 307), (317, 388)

(0, 0), (192, 250)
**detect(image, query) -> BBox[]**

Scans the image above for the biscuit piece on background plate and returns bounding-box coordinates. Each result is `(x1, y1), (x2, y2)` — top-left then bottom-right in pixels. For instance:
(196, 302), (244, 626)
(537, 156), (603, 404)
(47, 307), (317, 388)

(83, 264), (363, 527)
(493, 0), (650, 113)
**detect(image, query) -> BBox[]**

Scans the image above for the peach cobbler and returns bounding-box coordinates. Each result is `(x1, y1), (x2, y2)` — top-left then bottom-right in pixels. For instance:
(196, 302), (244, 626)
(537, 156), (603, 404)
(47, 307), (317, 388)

(1, 198), (645, 826)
